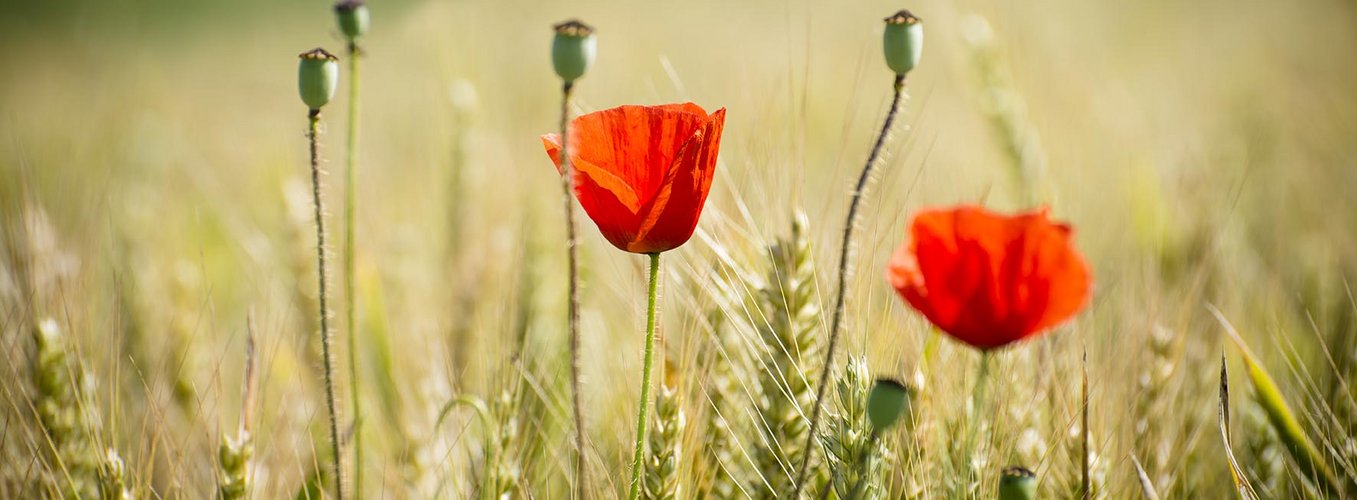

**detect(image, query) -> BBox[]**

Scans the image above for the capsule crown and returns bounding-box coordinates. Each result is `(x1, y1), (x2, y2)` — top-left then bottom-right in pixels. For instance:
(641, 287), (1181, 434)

(298, 48), (340, 110)
(552, 19), (597, 84)
(998, 466), (1038, 500)
(334, 0), (370, 40)
(883, 9), (924, 76)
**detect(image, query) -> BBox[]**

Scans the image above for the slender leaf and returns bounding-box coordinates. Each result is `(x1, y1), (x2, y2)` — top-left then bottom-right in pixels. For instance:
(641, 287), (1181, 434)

(1219, 355), (1260, 500)
(1210, 306), (1342, 495)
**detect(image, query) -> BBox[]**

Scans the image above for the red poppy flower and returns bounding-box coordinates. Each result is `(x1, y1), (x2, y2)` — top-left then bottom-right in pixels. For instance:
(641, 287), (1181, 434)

(886, 205), (1092, 350)
(542, 103), (726, 254)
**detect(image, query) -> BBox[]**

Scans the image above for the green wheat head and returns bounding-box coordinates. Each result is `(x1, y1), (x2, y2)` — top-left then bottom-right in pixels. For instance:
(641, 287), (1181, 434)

(750, 213), (822, 497)
(817, 355), (888, 499)
(644, 377), (685, 500)
(33, 319), (134, 499)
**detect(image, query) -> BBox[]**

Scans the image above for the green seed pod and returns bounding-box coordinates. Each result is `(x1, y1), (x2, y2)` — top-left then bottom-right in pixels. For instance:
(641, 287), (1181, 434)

(998, 466), (1038, 500)
(866, 378), (914, 431)
(883, 10), (923, 76)
(551, 19), (597, 85)
(334, 0), (370, 41)
(298, 48), (340, 110)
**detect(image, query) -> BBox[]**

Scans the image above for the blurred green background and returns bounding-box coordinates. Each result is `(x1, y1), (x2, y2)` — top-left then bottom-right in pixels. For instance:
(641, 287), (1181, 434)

(2, 0), (1356, 497)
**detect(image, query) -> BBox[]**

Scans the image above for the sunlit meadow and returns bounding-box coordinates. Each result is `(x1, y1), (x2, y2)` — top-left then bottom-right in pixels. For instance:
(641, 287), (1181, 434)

(2, 0), (1356, 498)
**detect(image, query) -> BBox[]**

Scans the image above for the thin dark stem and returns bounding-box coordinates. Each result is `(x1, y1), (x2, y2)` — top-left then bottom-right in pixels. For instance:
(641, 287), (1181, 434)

(309, 109), (346, 500)
(558, 81), (589, 498)
(791, 73), (907, 498)
(343, 38), (364, 499)
(628, 252), (662, 500)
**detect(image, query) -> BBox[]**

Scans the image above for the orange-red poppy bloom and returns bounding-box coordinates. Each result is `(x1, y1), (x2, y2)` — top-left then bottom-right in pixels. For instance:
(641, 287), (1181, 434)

(542, 103), (726, 254)
(886, 205), (1092, 350)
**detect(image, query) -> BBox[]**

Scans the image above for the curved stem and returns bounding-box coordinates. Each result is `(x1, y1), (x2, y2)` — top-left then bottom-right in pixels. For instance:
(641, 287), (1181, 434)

(433, 394), (496, 500)
(792, 74), (907, 498)
(344, 39), (364, 499)
(627, 252), (662, 500)
(308, 109), (346, 500)
(558, 81), (589, 499)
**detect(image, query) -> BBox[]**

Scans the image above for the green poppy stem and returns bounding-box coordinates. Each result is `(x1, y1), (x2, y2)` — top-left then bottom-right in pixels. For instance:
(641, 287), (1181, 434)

(558, 80), (589, 498)
(627, 252), (662, 500)
(343, 38), (364, 499)
(959, 351), (994, 497)
(1080, 348), (1090, 500)
(308, 109), (346, 500)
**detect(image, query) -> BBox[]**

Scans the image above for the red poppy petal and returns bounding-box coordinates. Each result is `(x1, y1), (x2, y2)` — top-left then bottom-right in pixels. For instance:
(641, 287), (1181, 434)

(541, 134), (643, 252)
(888, 240), (938, 329)
(542, 133), (564, 170)
(1026, 224), (1091, 333)
(909, 208), (970, 336)
(569, 105), (709, 205)
(631, 108), (726, 253)
(571, 157), (644, 251)
(653, 102), (708, 117)
(543, 131), (643, 212)
(573, 158), (641, 212)
(989, 213), (1086, 338)
(949, 228), (1009, 346)
(892, 206), (1091, 350)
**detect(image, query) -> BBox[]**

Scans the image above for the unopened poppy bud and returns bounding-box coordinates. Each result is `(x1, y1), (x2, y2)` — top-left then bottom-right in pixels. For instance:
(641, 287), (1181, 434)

(867, 378), (914, 431)
(298, 48), (339, 110)
(334, 0), (370, 40)
(552, 19), (597, 85)
(998, 466), (1037, 500)
(883, 10), (923, 76)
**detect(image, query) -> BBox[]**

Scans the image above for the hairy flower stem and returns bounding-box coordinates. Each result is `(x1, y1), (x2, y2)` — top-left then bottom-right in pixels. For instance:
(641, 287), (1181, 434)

(558, 81), (589, 498)
(628, 253), (663, 500)
(343, 38), (364, 498)
(793, 73), (907, 497)
(308, 109), (347, 500)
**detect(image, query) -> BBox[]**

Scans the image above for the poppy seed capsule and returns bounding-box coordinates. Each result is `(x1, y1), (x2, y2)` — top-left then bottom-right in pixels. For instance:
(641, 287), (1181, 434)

(883, 10), (923, 76)
(552, 19), (596, 85)
(998, 466), (1038, 500)
(866, 378), (914, 431)
(334, 0), (370, 40)
(298, 48), (339, 110)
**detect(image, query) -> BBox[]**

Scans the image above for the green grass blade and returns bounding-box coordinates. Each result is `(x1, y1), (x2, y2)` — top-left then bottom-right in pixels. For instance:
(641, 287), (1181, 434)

(1210, 306), (1342, 495)
(1218, 354), (1260, 500)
